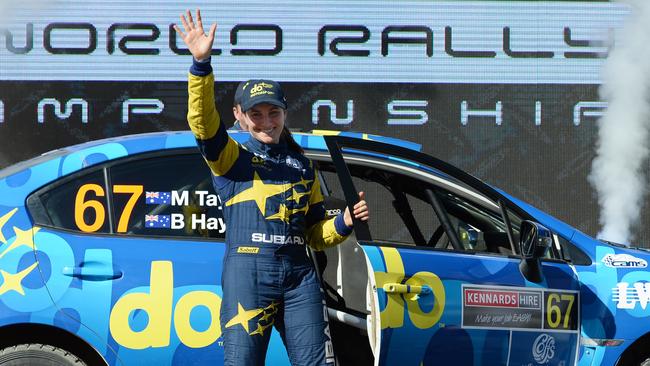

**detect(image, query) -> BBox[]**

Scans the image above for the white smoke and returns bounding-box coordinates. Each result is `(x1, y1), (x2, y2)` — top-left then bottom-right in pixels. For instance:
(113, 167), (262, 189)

(589, 0), (650, 244)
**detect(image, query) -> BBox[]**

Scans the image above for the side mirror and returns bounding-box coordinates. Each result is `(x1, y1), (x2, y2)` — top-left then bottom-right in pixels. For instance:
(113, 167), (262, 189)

(519, 221), (553, 283)
(519, 221), (553, 259)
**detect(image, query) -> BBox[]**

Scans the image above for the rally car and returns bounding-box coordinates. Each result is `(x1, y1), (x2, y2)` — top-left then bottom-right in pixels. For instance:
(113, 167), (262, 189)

(0, 130), (648, 366)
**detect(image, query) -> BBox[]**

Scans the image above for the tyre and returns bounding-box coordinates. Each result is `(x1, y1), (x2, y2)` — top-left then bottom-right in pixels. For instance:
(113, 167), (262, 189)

(641, 358), (650, 366)
(0, 344), (86, 366)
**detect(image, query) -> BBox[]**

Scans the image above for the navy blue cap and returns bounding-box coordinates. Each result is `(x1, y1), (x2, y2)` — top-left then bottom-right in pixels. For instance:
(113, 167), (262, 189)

(239, 79), (287, 112)
(233, 81), (246, 106)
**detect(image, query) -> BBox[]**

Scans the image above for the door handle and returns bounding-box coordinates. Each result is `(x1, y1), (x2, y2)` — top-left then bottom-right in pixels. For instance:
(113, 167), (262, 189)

(383, 283), (431, 297)
(62, 262), (123, 281)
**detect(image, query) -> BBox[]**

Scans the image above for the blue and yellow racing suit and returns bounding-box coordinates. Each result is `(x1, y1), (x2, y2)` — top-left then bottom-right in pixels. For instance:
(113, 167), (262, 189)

(187, 59), (351, 365)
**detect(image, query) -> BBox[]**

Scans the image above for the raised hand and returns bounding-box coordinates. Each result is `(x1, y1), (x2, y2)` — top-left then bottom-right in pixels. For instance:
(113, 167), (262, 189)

(344, 191), (369, 228)
(173, 9), (217, 61)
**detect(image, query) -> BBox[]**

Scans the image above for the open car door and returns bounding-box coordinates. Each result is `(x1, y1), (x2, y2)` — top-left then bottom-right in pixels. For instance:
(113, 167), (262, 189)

(321, 136), (581, 366)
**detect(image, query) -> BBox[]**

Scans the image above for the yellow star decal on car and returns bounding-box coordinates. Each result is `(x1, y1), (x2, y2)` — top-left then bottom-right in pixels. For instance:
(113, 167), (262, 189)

(0, 262), (38, 296)
(0, 208), (18, 244)
(0, 226), (40, 259)
(225, 172), (290, 216)
(225, 303), (264, 333)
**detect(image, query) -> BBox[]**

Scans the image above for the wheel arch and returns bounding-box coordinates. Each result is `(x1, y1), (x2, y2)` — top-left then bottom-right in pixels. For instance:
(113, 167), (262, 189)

(0, 323), (109, 366)
(616, 332), (650, 365)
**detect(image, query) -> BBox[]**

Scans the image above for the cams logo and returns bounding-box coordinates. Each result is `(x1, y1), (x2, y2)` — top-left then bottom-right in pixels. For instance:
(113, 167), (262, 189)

(532, 334), (555, 364)
(602, 254), (648, 268)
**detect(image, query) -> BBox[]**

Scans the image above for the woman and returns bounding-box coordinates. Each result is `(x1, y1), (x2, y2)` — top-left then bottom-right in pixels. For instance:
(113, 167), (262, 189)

(174, 10), (369, 366)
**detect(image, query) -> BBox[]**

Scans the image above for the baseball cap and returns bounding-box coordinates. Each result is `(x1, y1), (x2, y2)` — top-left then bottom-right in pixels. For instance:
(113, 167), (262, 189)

(233, 81), (246, 106)
(239, 79), (288, 112)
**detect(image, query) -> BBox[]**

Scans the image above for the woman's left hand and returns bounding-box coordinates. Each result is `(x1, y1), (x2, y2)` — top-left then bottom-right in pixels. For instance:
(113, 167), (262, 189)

(344, 191), (369, 227)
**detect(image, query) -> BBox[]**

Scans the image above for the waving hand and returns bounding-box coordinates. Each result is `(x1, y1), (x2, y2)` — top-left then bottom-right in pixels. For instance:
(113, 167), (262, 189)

(173, 9), (217, 61)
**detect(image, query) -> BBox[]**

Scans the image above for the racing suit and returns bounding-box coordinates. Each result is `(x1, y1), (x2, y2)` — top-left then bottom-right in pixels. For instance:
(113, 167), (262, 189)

(187, 59), (352, 365)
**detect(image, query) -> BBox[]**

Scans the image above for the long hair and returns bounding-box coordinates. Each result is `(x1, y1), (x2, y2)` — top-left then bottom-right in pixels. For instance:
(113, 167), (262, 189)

(281, 126), (304, 154)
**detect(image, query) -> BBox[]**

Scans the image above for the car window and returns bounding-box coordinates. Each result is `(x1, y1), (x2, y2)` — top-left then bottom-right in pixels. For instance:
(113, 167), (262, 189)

(316, 157), (520, 256)
(318, 165), (436, 246)
(436, 190), (519, 254)
(109, 153), (226, 239)
(36, 169), (109, 233)
(555, 234), (591, 265)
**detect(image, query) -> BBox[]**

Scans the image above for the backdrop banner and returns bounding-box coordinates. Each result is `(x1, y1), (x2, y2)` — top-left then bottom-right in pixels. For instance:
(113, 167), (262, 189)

(0, 0), (647, 245)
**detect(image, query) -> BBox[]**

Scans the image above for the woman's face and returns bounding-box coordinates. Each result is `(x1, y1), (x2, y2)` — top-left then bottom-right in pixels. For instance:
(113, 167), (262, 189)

(243, 103), (286, 144)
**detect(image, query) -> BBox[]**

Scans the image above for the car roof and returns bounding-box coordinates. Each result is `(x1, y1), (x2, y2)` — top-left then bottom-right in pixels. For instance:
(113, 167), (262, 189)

(0, 130), (421, 181)
(53, 130), (422, 155)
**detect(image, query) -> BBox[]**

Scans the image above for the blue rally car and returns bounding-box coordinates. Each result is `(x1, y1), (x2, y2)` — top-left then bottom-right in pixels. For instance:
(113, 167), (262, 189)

(0, 130), (649, 366)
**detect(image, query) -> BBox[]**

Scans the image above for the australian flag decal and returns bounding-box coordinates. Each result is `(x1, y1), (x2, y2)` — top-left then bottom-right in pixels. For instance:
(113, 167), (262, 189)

(145, 191), (171, 205)
(145, 214), (171, 228)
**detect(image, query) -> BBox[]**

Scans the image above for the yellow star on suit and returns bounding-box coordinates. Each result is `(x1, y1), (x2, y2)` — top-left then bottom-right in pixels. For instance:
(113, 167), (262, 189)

(225, 303), (264, 333)
(251, 301), (280, 336)
(259, 311), (274, 322)
(225, 172), (290, 216)
(265, 203), (309, 223)
(250, 322), (274, 336)
(295, 177), (312, 190)
(289, 188), (309, 204)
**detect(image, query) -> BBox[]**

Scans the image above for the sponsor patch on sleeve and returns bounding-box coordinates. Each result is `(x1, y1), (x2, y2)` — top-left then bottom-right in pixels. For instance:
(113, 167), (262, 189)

(237, 246), (260, 254)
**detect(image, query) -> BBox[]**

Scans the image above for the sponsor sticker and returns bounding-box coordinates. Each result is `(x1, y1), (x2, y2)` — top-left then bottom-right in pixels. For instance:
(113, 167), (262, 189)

(613, 282), (650, 310)
(462, 285), (578, 332)
(532, 334), (556, 364)
(602, 253), (648, 268)
(326, 208), (342, 217)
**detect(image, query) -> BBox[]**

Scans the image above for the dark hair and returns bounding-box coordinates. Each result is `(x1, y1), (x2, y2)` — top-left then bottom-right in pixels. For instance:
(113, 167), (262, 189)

(281, 127), (303, 154)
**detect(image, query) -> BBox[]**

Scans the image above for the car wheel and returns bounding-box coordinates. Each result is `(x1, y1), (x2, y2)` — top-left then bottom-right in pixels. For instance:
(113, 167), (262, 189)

(0, 344), (87, 365)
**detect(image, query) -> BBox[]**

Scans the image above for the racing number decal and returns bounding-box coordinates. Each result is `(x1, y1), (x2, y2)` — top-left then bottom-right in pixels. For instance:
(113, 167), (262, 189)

(113, 185), (143, 232)
(75, 184), (106, 232)
(544, 292), (577, 330)
(75, 184), (143, 233)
